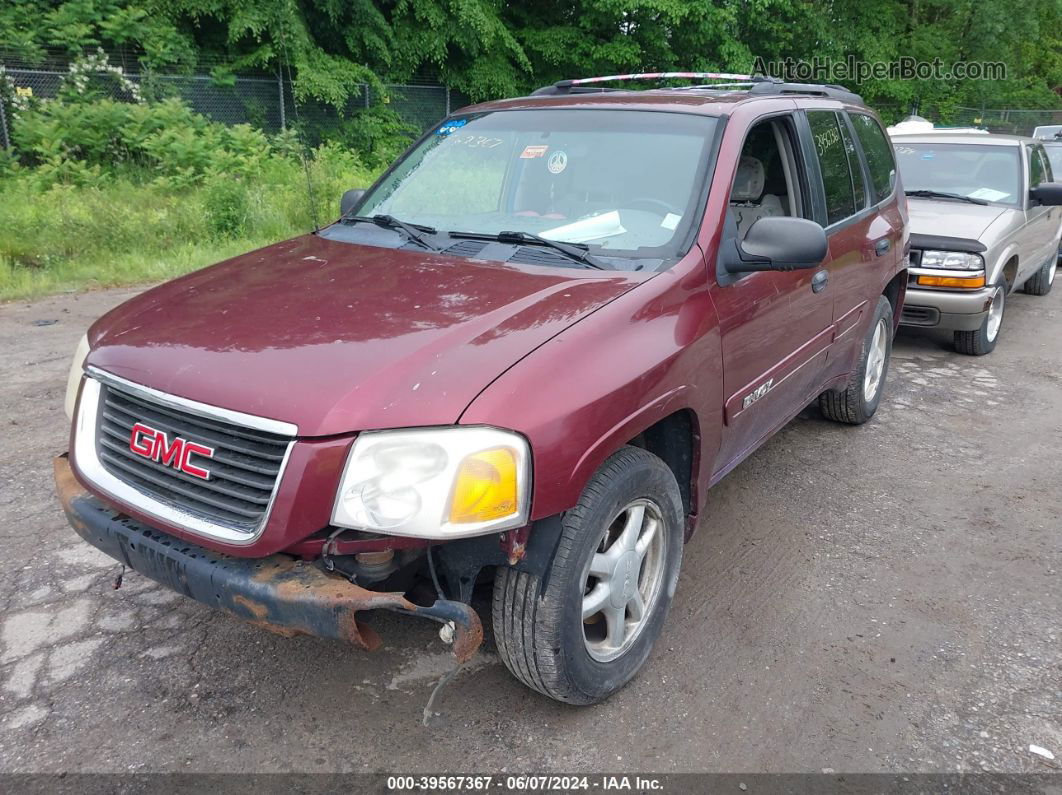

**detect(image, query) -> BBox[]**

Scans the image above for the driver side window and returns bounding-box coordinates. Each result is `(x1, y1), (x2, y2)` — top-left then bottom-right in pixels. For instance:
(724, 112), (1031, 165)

(1028, 145), (1049, 187)
(727, 117), (807, 240)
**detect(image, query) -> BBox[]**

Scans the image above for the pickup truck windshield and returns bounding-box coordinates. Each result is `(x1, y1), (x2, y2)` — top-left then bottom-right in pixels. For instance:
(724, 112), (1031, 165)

(893, 142), (1022, 207)
(356, 109), (719, 263)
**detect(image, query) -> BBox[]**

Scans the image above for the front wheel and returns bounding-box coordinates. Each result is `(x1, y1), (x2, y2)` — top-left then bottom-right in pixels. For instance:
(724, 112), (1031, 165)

(819, 295), (893, 425)
(492, 446), (684, 704)
(954, 282), (1005, 356)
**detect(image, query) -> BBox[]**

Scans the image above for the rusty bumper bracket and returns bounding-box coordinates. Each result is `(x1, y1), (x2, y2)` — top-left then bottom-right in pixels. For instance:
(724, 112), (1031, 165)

(54, 455), (483, 663)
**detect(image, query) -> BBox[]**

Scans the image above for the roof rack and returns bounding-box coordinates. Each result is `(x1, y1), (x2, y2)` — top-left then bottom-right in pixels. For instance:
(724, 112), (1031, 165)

(530, 72), (865, 105)
(748, 80), (863, 105)
(531, 72), (760, 96)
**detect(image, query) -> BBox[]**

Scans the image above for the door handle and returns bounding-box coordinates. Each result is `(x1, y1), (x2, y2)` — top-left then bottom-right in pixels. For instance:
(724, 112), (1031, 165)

(874, 238), (891, 256)
(811, 269), (829, 293)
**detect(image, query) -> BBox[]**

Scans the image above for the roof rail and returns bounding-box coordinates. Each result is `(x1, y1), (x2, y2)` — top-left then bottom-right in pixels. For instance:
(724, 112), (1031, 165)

(530, 72), (865, 105)
(747, 80), (864, 105)
(531, 71), (758, 96)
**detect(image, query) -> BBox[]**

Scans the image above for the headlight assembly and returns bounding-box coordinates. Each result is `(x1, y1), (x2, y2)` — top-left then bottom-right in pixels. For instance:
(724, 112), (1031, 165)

(64, 333), (91, 421)
(919, 250), (984, 270)
(331, 426), (531, 539)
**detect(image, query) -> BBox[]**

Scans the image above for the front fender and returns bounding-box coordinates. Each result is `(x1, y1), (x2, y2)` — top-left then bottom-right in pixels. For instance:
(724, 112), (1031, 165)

(459, 255), (722, 522)
(987, 241), (1021, 290)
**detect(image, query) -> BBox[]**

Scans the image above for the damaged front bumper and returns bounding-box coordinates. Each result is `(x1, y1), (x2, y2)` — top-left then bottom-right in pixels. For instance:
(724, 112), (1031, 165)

(54, 454), (483, 662)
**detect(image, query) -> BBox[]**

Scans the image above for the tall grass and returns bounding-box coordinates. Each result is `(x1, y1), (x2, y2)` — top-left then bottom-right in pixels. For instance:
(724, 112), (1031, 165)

(0, 150), (381, 301)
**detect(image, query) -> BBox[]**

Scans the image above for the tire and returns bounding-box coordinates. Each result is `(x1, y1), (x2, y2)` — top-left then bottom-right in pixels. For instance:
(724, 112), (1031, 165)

(1023, 257), (1055, 296)
(954, 281), (1005, 356)
(818, 295), (893, 425)
(492, 446), (684, 704)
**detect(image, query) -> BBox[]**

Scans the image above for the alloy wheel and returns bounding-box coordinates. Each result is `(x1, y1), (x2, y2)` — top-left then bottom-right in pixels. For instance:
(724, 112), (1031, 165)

(862, 317), (889, 401)
(581, 499), (668, 662)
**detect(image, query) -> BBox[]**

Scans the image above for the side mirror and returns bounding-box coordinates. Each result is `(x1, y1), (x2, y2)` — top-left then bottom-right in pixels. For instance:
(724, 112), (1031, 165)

(722, 216), (828, 274)
(340, 189), (366, 217)
(1030, 182), (1062, 207)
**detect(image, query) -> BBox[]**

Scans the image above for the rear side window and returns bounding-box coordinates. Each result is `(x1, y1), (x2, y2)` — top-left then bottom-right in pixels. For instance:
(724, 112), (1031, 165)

(850, 113), (897, 202)
(808, 111), (857, 225)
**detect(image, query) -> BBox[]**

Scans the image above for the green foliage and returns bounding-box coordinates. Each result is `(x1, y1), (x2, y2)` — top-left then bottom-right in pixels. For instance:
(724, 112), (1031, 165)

(11, 96), (295, 187)
(1, 0), (1059, 304)
(3, 0), (1058, 113)
(202, 177), (249, 237)
(0, 146), (380, 300)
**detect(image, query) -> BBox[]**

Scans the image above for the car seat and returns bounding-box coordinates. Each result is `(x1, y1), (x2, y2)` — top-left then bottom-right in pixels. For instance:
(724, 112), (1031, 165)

(729, 155), (786, 238)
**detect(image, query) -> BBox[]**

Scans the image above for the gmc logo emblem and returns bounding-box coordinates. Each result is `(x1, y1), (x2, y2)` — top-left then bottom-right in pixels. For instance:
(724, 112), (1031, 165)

(129, 423), (214, 480)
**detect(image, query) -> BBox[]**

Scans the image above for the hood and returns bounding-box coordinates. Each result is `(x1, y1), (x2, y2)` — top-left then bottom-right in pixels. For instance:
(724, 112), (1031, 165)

(87, 234), (644, 436)
(906, 198), (1008, 242)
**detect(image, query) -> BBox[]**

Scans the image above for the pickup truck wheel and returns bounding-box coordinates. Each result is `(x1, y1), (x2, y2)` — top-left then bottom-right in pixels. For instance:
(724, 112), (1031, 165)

(492, 446), (683, 704)
(818, 295), (893, 425)
(954, 282), (1005, 356)
(1022, 257), (1055, 296)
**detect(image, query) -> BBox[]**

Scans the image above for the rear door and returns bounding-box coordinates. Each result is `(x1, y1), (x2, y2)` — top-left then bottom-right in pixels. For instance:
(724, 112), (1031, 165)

(800, 110), (897, 379)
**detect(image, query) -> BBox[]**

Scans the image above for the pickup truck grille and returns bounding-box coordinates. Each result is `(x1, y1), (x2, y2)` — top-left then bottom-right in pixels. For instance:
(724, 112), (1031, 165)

(95, 382), (291, 530)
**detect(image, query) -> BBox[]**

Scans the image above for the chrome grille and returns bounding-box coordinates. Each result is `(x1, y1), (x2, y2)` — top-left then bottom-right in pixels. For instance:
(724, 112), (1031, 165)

(95, 382), (291, 530)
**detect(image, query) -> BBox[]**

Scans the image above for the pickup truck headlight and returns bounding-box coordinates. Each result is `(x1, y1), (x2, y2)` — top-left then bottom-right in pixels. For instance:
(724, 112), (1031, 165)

(64, 333), (91, 420)
(331, 427), (531, 539)
(919, 250), (984, 270)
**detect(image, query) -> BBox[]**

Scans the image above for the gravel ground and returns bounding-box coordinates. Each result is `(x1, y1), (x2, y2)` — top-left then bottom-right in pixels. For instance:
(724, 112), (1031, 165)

(0, 282), (1059, 775)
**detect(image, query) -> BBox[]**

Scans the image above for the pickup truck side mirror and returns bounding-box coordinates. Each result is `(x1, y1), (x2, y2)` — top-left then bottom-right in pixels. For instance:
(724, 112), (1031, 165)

(340, 189), (366, 217)
(1030, 182), (1062, 207)
(722, 216), (828, 274)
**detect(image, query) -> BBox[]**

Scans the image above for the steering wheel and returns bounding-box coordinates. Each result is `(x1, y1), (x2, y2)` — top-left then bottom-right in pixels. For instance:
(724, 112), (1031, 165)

(625, 198), (682, 217)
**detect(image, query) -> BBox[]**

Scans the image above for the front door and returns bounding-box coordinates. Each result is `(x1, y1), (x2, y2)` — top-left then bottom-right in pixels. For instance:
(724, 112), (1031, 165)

(710, 114), (834, 478)
(1024, 144), (1062, 273)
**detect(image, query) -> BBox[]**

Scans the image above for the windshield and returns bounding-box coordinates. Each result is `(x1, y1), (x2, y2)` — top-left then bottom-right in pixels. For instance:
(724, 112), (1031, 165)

(356, 109), (719, 262)
(893, 142), (1021, 206)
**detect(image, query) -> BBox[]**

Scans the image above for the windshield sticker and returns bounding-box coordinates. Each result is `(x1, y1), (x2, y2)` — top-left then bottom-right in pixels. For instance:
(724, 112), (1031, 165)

(920, 151), (936, 159)
(661, 213), (682, 231)
(547, 150), (568, 174)
(435, 119), (468, 135)
(521, 144), (549, 159)
(450, 133), (504, 148)
(895, 146), (916, 155)
(968, 187), (1010, 201)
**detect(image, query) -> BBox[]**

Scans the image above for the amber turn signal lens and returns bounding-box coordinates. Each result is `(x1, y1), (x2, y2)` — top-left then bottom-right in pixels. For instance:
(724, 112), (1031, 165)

(916, 274), (986, 289)
(449, 448), (519, 524)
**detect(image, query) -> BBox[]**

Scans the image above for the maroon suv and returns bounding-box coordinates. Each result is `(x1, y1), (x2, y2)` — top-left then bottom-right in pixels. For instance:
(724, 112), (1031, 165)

(57, 73), (908, 703)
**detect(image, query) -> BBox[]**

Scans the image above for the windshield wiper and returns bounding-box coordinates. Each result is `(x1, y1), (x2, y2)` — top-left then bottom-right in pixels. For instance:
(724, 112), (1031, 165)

(905, 190), (989, 206)
(449, 230), (606, 270)
(342, 214), (442, 251)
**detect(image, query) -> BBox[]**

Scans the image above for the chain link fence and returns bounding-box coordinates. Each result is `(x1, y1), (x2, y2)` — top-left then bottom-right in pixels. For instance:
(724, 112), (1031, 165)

(0, 51), (462, 151)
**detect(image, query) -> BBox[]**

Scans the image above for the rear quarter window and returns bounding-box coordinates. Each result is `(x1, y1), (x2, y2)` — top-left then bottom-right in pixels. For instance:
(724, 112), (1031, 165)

(850, 113), (897, 203)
